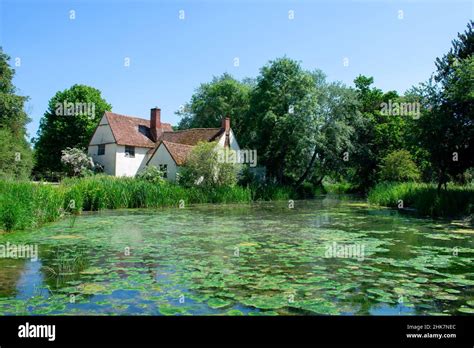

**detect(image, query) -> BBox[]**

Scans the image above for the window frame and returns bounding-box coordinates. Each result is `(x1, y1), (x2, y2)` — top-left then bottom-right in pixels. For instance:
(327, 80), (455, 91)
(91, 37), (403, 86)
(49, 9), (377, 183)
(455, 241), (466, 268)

(159, 164), (168, 178)
(125, 145), (135, 158)
(97, 144), (105, 156)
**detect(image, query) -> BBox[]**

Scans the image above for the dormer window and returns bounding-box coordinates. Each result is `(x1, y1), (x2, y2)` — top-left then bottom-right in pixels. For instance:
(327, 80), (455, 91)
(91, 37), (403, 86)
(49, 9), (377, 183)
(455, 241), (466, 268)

(138, 125), (150, 138)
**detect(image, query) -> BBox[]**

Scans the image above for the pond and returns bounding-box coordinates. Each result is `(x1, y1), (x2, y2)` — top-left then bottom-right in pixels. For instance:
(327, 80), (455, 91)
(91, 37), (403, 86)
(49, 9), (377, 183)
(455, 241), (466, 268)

(0, 196), (473, 315)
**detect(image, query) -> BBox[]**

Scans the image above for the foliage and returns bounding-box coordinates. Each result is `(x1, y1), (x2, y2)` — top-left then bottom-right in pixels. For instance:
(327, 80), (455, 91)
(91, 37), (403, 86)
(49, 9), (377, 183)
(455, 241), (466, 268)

(179, 142), (240, 188)
(368, 182), (474, 217)
(348, 76), (418, 191)
(245, 57), (321, 185)
(33, 84), (112, 175)
(0, 177), (251, 231)
(0, 181), (64, 231)
(410, 21), (473, 190)
(378, 150), (420, 182)
(60, 147), (95, 177)
(176, 73), (252, 140)
(301, 73), (361, 187)
(135, 165), (166, 185)
(0, 47), (34, 179)
(323, 180), (354, 194)
(0, 128), (34, 180)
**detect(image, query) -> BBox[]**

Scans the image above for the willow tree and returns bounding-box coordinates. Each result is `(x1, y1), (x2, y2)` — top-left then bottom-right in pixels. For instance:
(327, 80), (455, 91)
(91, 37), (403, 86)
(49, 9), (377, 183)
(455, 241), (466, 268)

(0, 47), (34, 179)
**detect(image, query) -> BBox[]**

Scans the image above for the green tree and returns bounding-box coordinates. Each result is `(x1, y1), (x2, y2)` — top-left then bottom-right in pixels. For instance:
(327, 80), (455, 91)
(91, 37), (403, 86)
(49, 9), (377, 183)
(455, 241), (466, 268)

(350, 76), (415, 191)
(414, 21), (473, 190)
(246, 57), (320, 185)
(0, 47), (34, 179)
(176, 73), (252, 141)
(33, 85), (112, 176)
(296, 72), (361, 186)
(378, 150), (420, 182)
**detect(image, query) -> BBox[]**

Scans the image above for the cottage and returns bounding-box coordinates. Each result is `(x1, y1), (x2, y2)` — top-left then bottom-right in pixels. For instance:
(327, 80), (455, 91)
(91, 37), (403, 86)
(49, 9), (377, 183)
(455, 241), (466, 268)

(87, 107), (240, 180)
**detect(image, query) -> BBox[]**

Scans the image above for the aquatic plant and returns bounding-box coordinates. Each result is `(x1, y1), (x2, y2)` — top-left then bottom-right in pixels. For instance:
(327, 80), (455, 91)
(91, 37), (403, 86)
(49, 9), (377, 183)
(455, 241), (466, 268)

(367, 182), (474, 218)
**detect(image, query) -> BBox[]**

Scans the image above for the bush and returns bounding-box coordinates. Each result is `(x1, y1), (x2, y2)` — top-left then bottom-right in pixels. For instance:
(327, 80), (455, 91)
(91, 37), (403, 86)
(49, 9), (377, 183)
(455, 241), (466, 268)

(323, 180), (354, 194)
(61, 147), (95, 177)
(179, 142), (240, 188)
(135, 165), (165, 185)
(378, 150), (421, 182)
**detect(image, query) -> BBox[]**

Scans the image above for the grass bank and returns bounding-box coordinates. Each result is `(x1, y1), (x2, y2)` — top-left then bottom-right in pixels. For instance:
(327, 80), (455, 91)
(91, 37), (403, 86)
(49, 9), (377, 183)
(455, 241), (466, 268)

(0, 176), (255, 232)
(1, 176), (310, 232)
(367, 182), (474, 218)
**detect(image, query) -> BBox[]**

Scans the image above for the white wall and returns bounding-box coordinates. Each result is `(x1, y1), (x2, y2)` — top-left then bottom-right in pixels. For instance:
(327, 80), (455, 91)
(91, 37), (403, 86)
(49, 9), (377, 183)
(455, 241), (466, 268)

(217, 129), (240, 152)
(88, 114), (116, 175)
(115, 145), (150, 177)
(89, 114), (115, 144)
(88, 143), (116, 175)
(147, 144), (179, 181)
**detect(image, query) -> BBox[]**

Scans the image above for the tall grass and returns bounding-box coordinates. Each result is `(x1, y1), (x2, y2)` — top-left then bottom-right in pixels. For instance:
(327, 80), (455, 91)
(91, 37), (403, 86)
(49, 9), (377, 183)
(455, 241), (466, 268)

(0, 181), (64, 231)
(0, 176), (255, 232)
(323, 181), (354, 194)
(368, 182), (474, 218)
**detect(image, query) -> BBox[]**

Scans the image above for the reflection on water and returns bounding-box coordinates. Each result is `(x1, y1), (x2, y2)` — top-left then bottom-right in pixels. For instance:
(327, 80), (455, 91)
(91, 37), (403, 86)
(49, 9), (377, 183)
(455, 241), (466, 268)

(0, 197), (473, 315)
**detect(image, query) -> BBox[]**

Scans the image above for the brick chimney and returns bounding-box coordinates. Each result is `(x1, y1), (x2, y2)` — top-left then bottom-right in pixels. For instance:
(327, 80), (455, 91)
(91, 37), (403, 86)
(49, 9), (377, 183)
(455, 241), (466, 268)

(150, 107), (161, 142)
(221, 116), (230, 147)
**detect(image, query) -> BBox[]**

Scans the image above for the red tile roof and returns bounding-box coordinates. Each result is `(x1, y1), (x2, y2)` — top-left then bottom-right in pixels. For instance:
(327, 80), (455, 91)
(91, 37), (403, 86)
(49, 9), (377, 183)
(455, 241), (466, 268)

(105, 112), (172, 148)
(160, 141), (194, 165)
(161, 128), (223, 145)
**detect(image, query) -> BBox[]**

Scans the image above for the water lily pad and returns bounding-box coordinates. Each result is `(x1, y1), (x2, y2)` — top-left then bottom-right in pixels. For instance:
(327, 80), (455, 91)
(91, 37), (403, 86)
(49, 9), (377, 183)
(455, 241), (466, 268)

(80, 267), (104, 275)
(238, 242), (259, 247)
(49, 235), (84, 240)
(226, 309), (243, 315)
(458, 306), (474, 314)
(435, 294), (458, 301)
(208, 298), (232, 309)
(77, 283), (107, 295)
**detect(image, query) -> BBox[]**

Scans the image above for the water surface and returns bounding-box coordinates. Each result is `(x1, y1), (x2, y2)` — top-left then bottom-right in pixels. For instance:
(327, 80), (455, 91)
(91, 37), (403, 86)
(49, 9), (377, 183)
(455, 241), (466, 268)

(0, 197), (473, 315)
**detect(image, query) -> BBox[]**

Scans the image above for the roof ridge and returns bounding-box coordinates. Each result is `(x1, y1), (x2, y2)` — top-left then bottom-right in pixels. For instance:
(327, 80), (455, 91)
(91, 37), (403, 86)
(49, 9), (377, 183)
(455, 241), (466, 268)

(105, 111), (149, 122)
(168, 127), (222, 133)
(162, 140), (195, 148)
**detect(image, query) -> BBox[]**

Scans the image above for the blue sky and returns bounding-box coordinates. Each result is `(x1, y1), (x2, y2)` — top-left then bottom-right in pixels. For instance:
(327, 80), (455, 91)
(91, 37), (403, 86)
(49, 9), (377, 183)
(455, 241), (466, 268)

(1, 0), (472, 139)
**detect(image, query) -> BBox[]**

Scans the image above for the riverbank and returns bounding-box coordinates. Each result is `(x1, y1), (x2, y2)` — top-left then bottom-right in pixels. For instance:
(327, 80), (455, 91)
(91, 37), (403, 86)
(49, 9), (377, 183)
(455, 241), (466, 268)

(2, 178), (474, 232)
(0, 176), (301, 232)
(367, 182), (474, 219)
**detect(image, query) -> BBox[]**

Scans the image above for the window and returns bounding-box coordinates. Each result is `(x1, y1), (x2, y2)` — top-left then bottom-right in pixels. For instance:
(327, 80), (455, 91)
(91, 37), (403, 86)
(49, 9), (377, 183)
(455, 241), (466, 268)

(98, 144), (105, 156)
(125, 146), (135, 158)
(138, 125), (150, 138)
(159, 164), (168, 178)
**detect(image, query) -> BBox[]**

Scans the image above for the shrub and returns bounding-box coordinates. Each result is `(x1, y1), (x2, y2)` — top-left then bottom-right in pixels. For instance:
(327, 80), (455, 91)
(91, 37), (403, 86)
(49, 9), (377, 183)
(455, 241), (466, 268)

(179, 142), (240, 188)
(61, 147), (95, 177)
(136, 165), (165, 185)
(378, 150), (421, 182)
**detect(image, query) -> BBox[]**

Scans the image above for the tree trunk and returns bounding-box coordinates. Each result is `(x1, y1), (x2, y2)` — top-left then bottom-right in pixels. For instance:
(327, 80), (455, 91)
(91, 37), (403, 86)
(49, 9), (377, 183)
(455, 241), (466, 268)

(295, 147), (319, 187)
(314, 176), (324, 186)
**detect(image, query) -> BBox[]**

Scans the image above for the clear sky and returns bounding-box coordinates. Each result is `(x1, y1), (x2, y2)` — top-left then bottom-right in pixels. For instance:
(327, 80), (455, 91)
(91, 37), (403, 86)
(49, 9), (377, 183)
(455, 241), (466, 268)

(0, 0), (472, 139)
